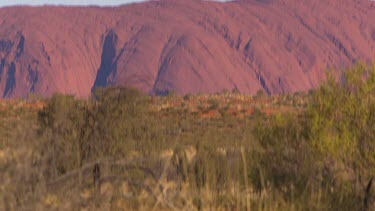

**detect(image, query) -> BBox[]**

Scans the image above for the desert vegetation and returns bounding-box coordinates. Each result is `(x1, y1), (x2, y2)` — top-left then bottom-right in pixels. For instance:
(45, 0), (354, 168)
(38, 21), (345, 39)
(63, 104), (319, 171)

(1, 64), (375, 210)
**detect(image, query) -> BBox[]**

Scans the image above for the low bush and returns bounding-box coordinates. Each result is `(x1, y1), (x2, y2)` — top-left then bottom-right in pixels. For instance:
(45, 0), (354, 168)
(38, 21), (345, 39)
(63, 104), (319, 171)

(2, 64), (375, 210)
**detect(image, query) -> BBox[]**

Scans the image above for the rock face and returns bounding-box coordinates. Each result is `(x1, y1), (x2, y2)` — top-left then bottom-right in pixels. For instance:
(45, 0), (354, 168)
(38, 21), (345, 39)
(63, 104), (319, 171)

(0, 0), (375, 98)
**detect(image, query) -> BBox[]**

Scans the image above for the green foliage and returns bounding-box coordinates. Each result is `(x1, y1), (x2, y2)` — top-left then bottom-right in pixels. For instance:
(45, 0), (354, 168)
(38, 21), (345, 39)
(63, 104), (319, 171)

(251, 63), (375, 209)
(92, 87), (161, 156)
(3, 64), (375, 210)
(253, 113), (314, 192)
(38, 94), (87, 175)
(307, 64), (375, 176)
(38, 87), (167, 177)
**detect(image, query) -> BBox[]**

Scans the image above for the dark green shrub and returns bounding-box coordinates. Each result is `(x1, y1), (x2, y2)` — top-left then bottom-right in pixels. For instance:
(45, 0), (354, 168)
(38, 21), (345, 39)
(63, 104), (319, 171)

(37, 87), (165, 178)
(208, 99), (219, 110)
(252, 113), (314, 191)
(251, 63), (375, 209)
(38, 94), (87, 176)
(255, 89), (266, 99)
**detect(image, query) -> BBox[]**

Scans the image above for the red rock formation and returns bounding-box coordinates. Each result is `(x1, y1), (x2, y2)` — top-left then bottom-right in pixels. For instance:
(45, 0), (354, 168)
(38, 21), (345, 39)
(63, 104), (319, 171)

(0, 0), (375, 98)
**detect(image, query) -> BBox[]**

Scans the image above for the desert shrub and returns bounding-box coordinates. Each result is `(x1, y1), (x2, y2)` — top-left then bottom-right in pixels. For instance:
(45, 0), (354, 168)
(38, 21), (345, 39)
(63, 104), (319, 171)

(191, 144), (230, 192)
(251, 107), (263, 118)
(232, 87), (241, 94)
(38, 94), (87, 176)
(252, 113), (315, 192)
(171, 146), (189, 182)
(37, 87), (168, 178)
(218, 103), (230, 117)
(183, 93), (193, 101)
(207, 98), (219, 110)
(221, 88), (229, 95)
(307, 64), (375, 178)
(251, 63), (375, 209)
(255, 89), (266, 99)
(5, 63), (375, 210)
(91, 87), (164, 156)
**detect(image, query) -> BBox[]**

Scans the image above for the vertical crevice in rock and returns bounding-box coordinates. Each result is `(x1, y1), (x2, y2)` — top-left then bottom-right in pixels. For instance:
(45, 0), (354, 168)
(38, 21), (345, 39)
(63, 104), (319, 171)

(0, 58), (4, 81)
(235, 33), (242, 50)
(256, 72), (271, 95)
(41, 42), (51, 66)
(28, 60), (39, 92)
(16, 33), (25, 58)
(3, 62), (16, 98)
(91, 30), (118, 92)
(243, 39), (255, 63)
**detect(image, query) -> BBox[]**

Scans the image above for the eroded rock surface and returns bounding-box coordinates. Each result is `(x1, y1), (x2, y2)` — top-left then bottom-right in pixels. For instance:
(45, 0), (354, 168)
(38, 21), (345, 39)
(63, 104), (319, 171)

(0, 0), (375, 98)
